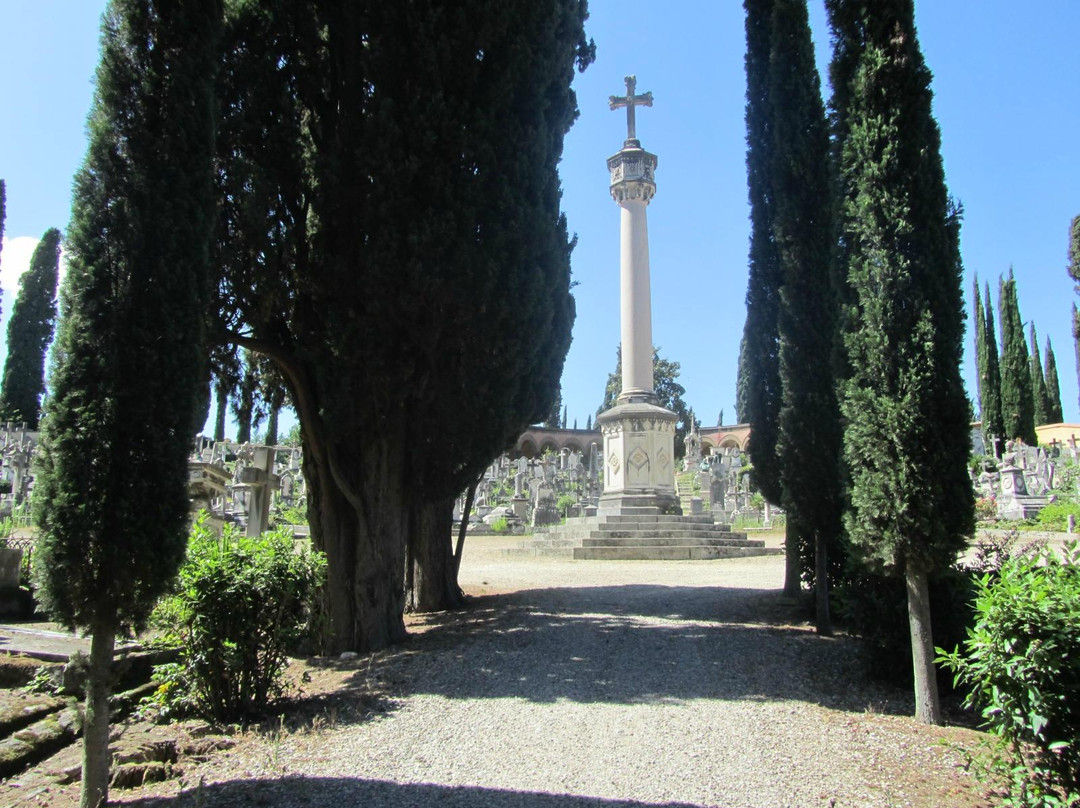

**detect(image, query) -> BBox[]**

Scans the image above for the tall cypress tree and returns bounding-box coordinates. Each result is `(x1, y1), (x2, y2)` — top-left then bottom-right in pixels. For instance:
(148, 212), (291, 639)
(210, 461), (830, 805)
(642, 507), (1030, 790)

(1029, 322), (1049, 427)
(981, 281), (1005, 455)
(0, 180), (6, 302)
(828, 0), (974, 725)
(0, 228), (61, 428)
(739, 0), (791, 594)
(998, 271), (1036, 445)
(1068, 216), (1080, 412)
(1045, 337), (1063, 424)
(212, 1), (592, 648)
(768, 0), (842, 633)
(32, 2), (221, 804)
(738, 0), (784, 515)
(973, 278), (985, 409)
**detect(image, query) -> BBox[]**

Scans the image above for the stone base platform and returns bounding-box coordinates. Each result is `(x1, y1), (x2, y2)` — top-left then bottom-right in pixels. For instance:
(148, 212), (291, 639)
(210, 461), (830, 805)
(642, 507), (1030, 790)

(512, 514), (782, 561)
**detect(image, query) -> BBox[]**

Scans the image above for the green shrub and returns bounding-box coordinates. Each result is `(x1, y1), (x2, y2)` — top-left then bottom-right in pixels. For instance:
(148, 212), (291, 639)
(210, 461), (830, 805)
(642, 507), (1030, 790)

(939, 542), (1080, 806)
(1033, 501), (1080, 533)
(490, 516), (510, 534)
(556, 494), (577, 517)
(149, 515), (326, 722)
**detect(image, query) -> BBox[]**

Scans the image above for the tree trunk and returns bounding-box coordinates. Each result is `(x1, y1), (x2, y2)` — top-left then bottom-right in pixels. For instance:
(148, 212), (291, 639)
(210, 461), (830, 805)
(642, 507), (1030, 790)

(213, 383), (228, 442)
(454, 475), (482, 578)
(905, 563), (942, 724)
(81, 627), (115, 808)
(405, 496), (463, 613)
(783, 520), (801, 597)
(304, 437), (408, 654)
(813, 532), (832, 636)
(264, 387), (285, 446)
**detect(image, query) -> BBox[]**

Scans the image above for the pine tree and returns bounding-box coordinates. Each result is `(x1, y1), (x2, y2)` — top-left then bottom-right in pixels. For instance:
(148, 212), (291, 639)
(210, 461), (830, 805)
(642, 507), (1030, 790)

(0, 228), (61, 428)
(828, 0), (974, 724)
(32, 2), (221, 804)
(1045, 337), (1063, 424)
(1029, 322), (1049, 427)
(599, 345), (694, 457)
(767, 0), (842, 632)
(212, 1), (592, 647)
(998, 271), (1036, 445)
(981, 281), (1005, 454)
(737, 0), (785, 516)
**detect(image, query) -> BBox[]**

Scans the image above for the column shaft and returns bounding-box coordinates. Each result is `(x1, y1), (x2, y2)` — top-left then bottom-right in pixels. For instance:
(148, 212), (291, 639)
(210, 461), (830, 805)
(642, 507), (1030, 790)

(619, 199), (653, 401)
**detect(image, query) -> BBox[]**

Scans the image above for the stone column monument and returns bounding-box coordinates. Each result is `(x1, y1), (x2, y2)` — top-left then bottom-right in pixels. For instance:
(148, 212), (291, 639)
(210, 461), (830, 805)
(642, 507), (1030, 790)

(596, 76), (679, 516)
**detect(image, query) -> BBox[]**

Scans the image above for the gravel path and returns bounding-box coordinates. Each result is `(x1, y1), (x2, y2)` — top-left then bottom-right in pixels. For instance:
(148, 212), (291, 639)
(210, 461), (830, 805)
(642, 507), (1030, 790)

(111, 537), (986, 808)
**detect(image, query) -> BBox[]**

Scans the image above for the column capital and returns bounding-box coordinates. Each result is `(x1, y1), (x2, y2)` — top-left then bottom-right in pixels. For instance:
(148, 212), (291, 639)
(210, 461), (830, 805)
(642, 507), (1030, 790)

(608, 147), (657, 205)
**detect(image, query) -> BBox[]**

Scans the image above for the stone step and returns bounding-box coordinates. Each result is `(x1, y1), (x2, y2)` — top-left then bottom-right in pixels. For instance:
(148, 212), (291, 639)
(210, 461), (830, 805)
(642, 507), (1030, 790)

(573, 545), (782, 561)
(581, 536), (763, 548)
(586, 529), (750, 541)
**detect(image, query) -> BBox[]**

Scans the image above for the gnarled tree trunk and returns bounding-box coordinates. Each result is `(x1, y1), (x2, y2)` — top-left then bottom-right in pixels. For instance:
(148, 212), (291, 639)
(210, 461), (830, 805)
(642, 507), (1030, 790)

(405, 496), (463, 613)
(304, 436), (409, 654)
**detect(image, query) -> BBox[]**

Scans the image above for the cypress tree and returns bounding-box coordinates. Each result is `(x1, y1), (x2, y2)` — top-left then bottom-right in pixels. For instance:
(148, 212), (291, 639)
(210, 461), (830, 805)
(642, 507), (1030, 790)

(998, 271), (1036, 445)
(973, 277), (985, 410)
(1045, 337), (1063, 424)
(768, 0), (842, 633)
(212, 1), (592, 647)
(32, 1), (221, 804)
(1068, 216), (1080, 412)
(1029, 322), (1049, 427)
(586, 413), (592, 431)
(0, 180), (6, 300)
(981, 281), (1005, 454)
(738, 0), (785, 524)
(0, 228), (61, 428)
(828, 0), (974, 724)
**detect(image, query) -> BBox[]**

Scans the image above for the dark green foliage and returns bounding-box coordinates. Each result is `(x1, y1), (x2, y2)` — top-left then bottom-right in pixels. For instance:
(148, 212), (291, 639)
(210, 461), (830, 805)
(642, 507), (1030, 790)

(1045, 337), (1063, 424)
(544, 387), (563, 429)
(0, 179), (6, 304)
(829, 0), (974, 573)
(838, 564), (977, 690)
(828, 0), (974, 721)
(973, 279), (986, 410)
(999, 272), (1037, 445)
(585, 413), (592, 431)
(0, 228), (61, 428)
(763, 0), (844, 603)
(940, 543), (1080, 805)
(737, 0), (784, 508)
(212, 1), (593, 650)
(148, 517), (326, 722)
(981, 280), (1005, 453)
(598, 345), (694, 457)
(1030, 323), (1050, 427)
(34, 0), (221, 633)
(1069, 217), (1080, 417)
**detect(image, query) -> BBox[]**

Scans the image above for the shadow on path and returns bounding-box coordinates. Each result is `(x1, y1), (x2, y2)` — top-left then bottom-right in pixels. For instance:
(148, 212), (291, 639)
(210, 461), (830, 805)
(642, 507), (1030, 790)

(123, 776), (705, 807)
(331, 584), (911, 717)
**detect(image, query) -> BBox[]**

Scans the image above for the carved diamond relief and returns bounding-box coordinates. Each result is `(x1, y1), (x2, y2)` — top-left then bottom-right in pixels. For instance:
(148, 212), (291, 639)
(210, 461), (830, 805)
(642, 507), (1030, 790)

(608, 453), (621, 475)
(656, 447), (671, 472)
(628, 446), (649, 473)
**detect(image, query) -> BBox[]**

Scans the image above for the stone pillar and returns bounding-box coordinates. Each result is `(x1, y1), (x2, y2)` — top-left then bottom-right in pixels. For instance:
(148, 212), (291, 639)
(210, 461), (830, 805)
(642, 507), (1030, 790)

(597, 76), (679, 516)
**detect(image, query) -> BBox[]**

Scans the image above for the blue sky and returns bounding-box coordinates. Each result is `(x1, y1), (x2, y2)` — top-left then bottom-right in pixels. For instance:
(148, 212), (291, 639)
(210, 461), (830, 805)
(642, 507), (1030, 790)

(2, 2), (1079, 438)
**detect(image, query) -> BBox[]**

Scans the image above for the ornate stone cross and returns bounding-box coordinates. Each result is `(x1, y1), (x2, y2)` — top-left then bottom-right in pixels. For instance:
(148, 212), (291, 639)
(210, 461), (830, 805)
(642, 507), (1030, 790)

(609, 75), (653, 143)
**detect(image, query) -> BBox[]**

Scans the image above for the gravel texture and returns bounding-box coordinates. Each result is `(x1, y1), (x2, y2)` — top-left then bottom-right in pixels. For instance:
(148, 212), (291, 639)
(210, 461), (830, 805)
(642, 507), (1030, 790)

(17, 536), (990, 807)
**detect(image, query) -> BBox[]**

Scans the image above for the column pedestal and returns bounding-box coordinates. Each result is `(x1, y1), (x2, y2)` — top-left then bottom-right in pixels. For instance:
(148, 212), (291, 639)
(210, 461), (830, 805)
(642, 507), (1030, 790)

(597, 401), (680, 515)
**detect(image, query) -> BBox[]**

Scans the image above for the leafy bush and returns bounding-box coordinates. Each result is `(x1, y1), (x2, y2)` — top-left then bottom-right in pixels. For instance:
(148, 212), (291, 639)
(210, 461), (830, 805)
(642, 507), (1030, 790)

(939, 542), (1080, 806)
(149, 516), (326, 722)
(1033, 501), (1080, 533)
(556, 493), (577, 517)
(490, 516), (510, 534)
